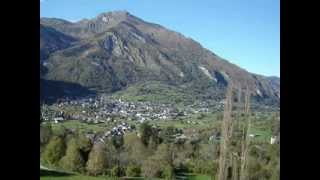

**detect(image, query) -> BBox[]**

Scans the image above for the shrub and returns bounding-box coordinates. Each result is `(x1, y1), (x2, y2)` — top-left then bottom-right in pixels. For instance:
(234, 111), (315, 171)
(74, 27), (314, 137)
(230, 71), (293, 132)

(162, 165), (174, 179)
(111, 166), (126, 177)
(126, 164), (141, 177)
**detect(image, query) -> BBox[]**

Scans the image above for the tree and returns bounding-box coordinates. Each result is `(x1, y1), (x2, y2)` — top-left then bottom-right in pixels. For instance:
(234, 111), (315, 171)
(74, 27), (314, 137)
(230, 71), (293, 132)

(156, 143), (175, 166)
(40, 124), (52, 152)
(139, 122), (153, 146)
(59, 138), (85, 172)
(41, 136), (66, 166)
(240, 86), (251, 180)
(86, 142), (108, 176)
(76, 134), (92, 162)
(112, 135), (124, 170)
(142, 143), (175, 179)
(160, 126), (177, 144)
(123, 133), (151, 166)
(218, 83), (234, 180)
(142, 156), (163, 178)
(112, 135), (124, 151)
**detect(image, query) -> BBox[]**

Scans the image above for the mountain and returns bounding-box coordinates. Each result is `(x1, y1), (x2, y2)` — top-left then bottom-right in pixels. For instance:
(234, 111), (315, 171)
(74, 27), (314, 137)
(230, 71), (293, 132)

(40, 24), (77, 61)
(40, 11), (280, 106)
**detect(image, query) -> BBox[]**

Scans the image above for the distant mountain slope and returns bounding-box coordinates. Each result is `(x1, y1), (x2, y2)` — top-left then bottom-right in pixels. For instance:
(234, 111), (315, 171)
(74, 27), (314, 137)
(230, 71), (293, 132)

(40, 24), (77, 61)
(40, 11), (280, 106)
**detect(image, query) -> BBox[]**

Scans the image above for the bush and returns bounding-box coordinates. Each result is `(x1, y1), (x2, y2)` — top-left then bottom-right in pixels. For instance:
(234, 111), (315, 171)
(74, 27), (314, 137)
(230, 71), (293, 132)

(111, 166), (126, 177)
(126, 164), (141, 177)
(186, 159), (218, 177)
(162, 165), (174, 179)
(41, 136), (66, 166)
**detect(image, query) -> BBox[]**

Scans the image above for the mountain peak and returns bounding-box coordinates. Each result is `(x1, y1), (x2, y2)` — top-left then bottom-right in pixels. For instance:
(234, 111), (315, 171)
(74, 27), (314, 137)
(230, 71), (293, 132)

(96, 10), (131, 23)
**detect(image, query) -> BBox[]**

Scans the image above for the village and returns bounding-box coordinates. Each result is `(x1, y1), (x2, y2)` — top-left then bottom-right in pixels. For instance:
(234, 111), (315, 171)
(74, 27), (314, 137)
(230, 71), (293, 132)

(40, 94), (225, 124)
(40, 95), (228, 143)
(41, 95), (279, 146)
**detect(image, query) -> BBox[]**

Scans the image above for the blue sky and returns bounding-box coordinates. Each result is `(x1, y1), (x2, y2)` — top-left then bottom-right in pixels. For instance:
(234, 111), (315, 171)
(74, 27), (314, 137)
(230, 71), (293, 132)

(41, 0), (280, 77)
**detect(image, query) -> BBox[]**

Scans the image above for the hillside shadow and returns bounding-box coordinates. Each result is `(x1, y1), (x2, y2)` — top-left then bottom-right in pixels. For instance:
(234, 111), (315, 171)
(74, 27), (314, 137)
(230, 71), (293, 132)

(41, 79), (96, 104)
(40, 169), (72, 177)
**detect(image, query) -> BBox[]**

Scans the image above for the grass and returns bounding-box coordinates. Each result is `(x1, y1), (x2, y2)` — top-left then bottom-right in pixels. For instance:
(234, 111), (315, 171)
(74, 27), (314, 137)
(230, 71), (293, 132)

(40, 169), (109, 180)
(249, 128), (272, 142)
(176, 172), (212, 180)
(40, 168), (211, 180)
(187, 174), (212, 180)
(51, 120), (115, 134)
(40, 169), (146, 180)
(112, 81), (197, 105)
(152, 112), (221, 129)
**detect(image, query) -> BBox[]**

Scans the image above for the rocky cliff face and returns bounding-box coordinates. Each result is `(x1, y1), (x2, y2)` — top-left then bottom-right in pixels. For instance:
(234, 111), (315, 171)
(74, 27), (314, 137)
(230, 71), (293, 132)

(40, 11), (280, 106)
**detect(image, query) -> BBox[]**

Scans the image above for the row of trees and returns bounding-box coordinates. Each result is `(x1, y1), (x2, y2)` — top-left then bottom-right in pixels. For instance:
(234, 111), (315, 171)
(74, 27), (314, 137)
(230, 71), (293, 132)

(217, 84), (280, 180)
(40, 121), (219, 179)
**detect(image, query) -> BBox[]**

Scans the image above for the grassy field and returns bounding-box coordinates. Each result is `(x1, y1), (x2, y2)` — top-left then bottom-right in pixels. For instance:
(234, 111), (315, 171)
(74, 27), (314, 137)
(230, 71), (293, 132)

(51, 121), (106, 132)
(41, 175), (108, 180)
(40, 169), (211, 180)
(186, 175), (212, 180)
(40, 169), (108, 180)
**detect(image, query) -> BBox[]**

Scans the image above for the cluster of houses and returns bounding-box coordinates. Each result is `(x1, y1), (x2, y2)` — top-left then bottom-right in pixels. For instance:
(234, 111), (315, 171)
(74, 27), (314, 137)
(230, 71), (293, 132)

(41, 95), (220, 124)
(106, 122), (134, 136)
(84, 122), (134, 144)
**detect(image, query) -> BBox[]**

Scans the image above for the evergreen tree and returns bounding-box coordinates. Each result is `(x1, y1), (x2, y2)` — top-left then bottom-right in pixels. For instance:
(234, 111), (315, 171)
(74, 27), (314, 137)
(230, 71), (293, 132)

(139, 122), (153, 146)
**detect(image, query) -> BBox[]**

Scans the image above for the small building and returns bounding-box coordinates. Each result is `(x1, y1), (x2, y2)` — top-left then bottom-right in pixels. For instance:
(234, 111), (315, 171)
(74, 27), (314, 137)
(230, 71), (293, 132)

(53, 117), (64, 123)
(270, 136), (278, 144)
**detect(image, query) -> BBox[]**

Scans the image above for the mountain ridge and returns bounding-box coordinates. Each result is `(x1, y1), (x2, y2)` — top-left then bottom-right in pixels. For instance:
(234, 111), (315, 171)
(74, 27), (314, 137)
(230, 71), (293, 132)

(40, 11), (280, 106)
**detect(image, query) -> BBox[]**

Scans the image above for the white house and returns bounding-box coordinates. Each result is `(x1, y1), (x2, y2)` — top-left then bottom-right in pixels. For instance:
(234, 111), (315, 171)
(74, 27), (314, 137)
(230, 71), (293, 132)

(53, 117), (64, 123)
(270, 136), (277, 144)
